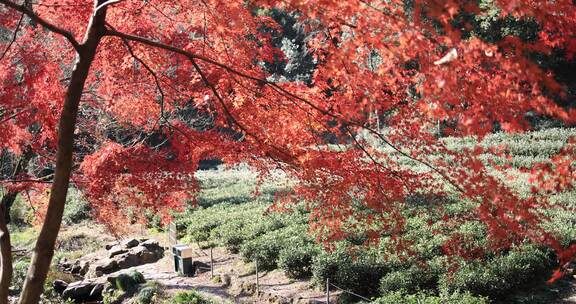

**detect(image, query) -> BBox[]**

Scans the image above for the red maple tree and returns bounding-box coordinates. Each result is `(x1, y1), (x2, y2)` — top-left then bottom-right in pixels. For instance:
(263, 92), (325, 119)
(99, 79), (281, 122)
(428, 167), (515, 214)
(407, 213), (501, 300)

(0, 1), (574, 303)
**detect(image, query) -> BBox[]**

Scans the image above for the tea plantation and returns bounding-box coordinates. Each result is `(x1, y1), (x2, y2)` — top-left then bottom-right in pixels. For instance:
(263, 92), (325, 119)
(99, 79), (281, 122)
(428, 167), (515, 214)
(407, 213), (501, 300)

(174, 128), (576, 303)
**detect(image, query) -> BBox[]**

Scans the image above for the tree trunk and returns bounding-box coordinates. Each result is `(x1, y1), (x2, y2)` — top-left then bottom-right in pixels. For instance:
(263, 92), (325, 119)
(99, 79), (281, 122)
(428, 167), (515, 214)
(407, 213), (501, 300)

(17, 3), (108, 303)
(0, 192), (16, 304)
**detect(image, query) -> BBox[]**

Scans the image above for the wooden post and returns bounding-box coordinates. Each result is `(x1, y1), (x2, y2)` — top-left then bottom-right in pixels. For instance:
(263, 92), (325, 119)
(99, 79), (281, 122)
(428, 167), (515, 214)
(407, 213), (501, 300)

(210, 247), (214, 278)
(168, 222), (178, 245)
(326, 278), (330, 304)
(255, 259), (259, 296)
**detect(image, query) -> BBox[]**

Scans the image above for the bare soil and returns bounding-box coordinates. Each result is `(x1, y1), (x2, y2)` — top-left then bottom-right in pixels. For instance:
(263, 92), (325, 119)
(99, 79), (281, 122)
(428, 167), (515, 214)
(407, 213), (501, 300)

(111, 234), (334, 304)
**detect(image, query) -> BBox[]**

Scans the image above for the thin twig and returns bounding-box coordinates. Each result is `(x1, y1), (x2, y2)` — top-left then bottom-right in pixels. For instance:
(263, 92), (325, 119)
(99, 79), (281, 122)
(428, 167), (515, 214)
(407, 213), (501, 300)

(93, 0), (124, 17)
(0, 0), (80, 49)
(104, 29), (465, 193)
(0, 10), (24, 61)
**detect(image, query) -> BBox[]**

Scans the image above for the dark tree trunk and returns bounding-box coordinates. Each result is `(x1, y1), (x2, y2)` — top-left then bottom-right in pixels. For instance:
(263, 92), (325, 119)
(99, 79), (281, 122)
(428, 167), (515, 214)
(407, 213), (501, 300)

(17, 2), (108, 303)
(0, 192), (16, 304)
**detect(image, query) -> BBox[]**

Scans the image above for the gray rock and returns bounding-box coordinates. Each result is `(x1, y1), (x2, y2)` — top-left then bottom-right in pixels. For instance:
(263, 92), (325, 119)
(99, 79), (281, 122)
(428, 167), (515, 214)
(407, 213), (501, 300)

(59, 260), (72, 272)
(62, 281), (104, 302)
(122, 238), (140, 248)
(79, 260), (90, 276)
(141, 239), (161, 250)
(71, 264), (82, 275)
(52, 280), (68, 294)
(86, 239), (164, 277)
(94, 259), (118, 275)
(193, 261), (211, 274)
(109, 245), (128, 258)
(116, 252), (140, 269)
(104, 241), (118, 250)
(132, 246), (158, 263)
(89, 283), (104, 299)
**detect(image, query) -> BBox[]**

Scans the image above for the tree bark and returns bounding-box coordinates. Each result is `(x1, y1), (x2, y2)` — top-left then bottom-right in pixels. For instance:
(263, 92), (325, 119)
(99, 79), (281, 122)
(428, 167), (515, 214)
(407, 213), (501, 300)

(0, 192), (16, 304)
(0, 150), (33, 303)
(17, 3), (108, 303)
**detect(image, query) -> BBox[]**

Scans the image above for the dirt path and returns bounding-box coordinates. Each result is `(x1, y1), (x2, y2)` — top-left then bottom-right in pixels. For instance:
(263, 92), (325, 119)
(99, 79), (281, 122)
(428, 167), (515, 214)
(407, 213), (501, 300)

(115, 245), (332, 304)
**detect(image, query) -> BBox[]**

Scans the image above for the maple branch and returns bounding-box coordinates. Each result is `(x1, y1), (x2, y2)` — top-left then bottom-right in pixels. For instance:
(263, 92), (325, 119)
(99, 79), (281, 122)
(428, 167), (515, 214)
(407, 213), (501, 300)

(103, 29), (295, 161)
(343, 126), (412, 192)
(0, 9), (24, 61)
(190, 59), (294, 161)
(104, 29), (465, 193)
(0, 0), (81, 50)
(2, 178), (52, 184)
(93, 0), (124, 17)
(118, 36), (168, 122)
(0, 108), (28, 124)
(117, 35), (203, 149)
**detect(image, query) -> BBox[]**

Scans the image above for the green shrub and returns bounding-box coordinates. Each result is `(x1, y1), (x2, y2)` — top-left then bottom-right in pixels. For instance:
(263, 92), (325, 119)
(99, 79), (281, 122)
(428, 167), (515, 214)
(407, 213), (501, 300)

(240, 234), (283, 270)
(379, 268), (420, 294)
(63, 188), (91, 225)
(180, 202), (269, 248)
(312, 244), (388, 297)
(379, 258), (445, 294)
(130, 271), (146, 284)
(439, 244), (553, 298)
(215, 220), (249, 253)
(102, 289), (123, 304)
(115, 273), (139, 292)
(8, 194), (33, 227)
(135, 281), (162, 304)
(278, 243), (320, 278)
(11, 259), (29, 294)
(171, 290), (214, 304)
(373, 291), (488, 304)
(144, 209), (163, 231)
(240, 224), (309, 270)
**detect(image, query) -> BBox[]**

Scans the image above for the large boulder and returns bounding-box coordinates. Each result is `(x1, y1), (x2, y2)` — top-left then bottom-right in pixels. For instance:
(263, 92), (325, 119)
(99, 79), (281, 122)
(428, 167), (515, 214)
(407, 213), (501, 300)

(94, 259), (119, 276)
(61, 280), (104, 302)
(116, 252), (141, 269)
(132, 245), (163, 264)
(141, 239), (161, 250)
(79, 238), (165, 278)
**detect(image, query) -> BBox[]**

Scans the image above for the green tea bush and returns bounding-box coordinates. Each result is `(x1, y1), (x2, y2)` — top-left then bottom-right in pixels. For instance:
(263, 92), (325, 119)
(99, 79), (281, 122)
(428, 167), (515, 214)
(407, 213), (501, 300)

(214, 220), (248, 253)
(171, 290), (214, 304)
(182, 205), (234, 243)
(379, 265), (438, 294)
(312, 244), (388, 297)
(240, 224), (309, 270)
(181, 202), (269, 247)
(373, 291), (488, 304)
(278, 242), (320, 278)
(439, 244), (553, 298)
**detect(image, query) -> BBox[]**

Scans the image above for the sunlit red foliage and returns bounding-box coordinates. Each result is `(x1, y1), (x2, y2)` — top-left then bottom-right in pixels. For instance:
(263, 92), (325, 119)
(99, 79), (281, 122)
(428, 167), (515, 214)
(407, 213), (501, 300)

(1, 0), (575, 277)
